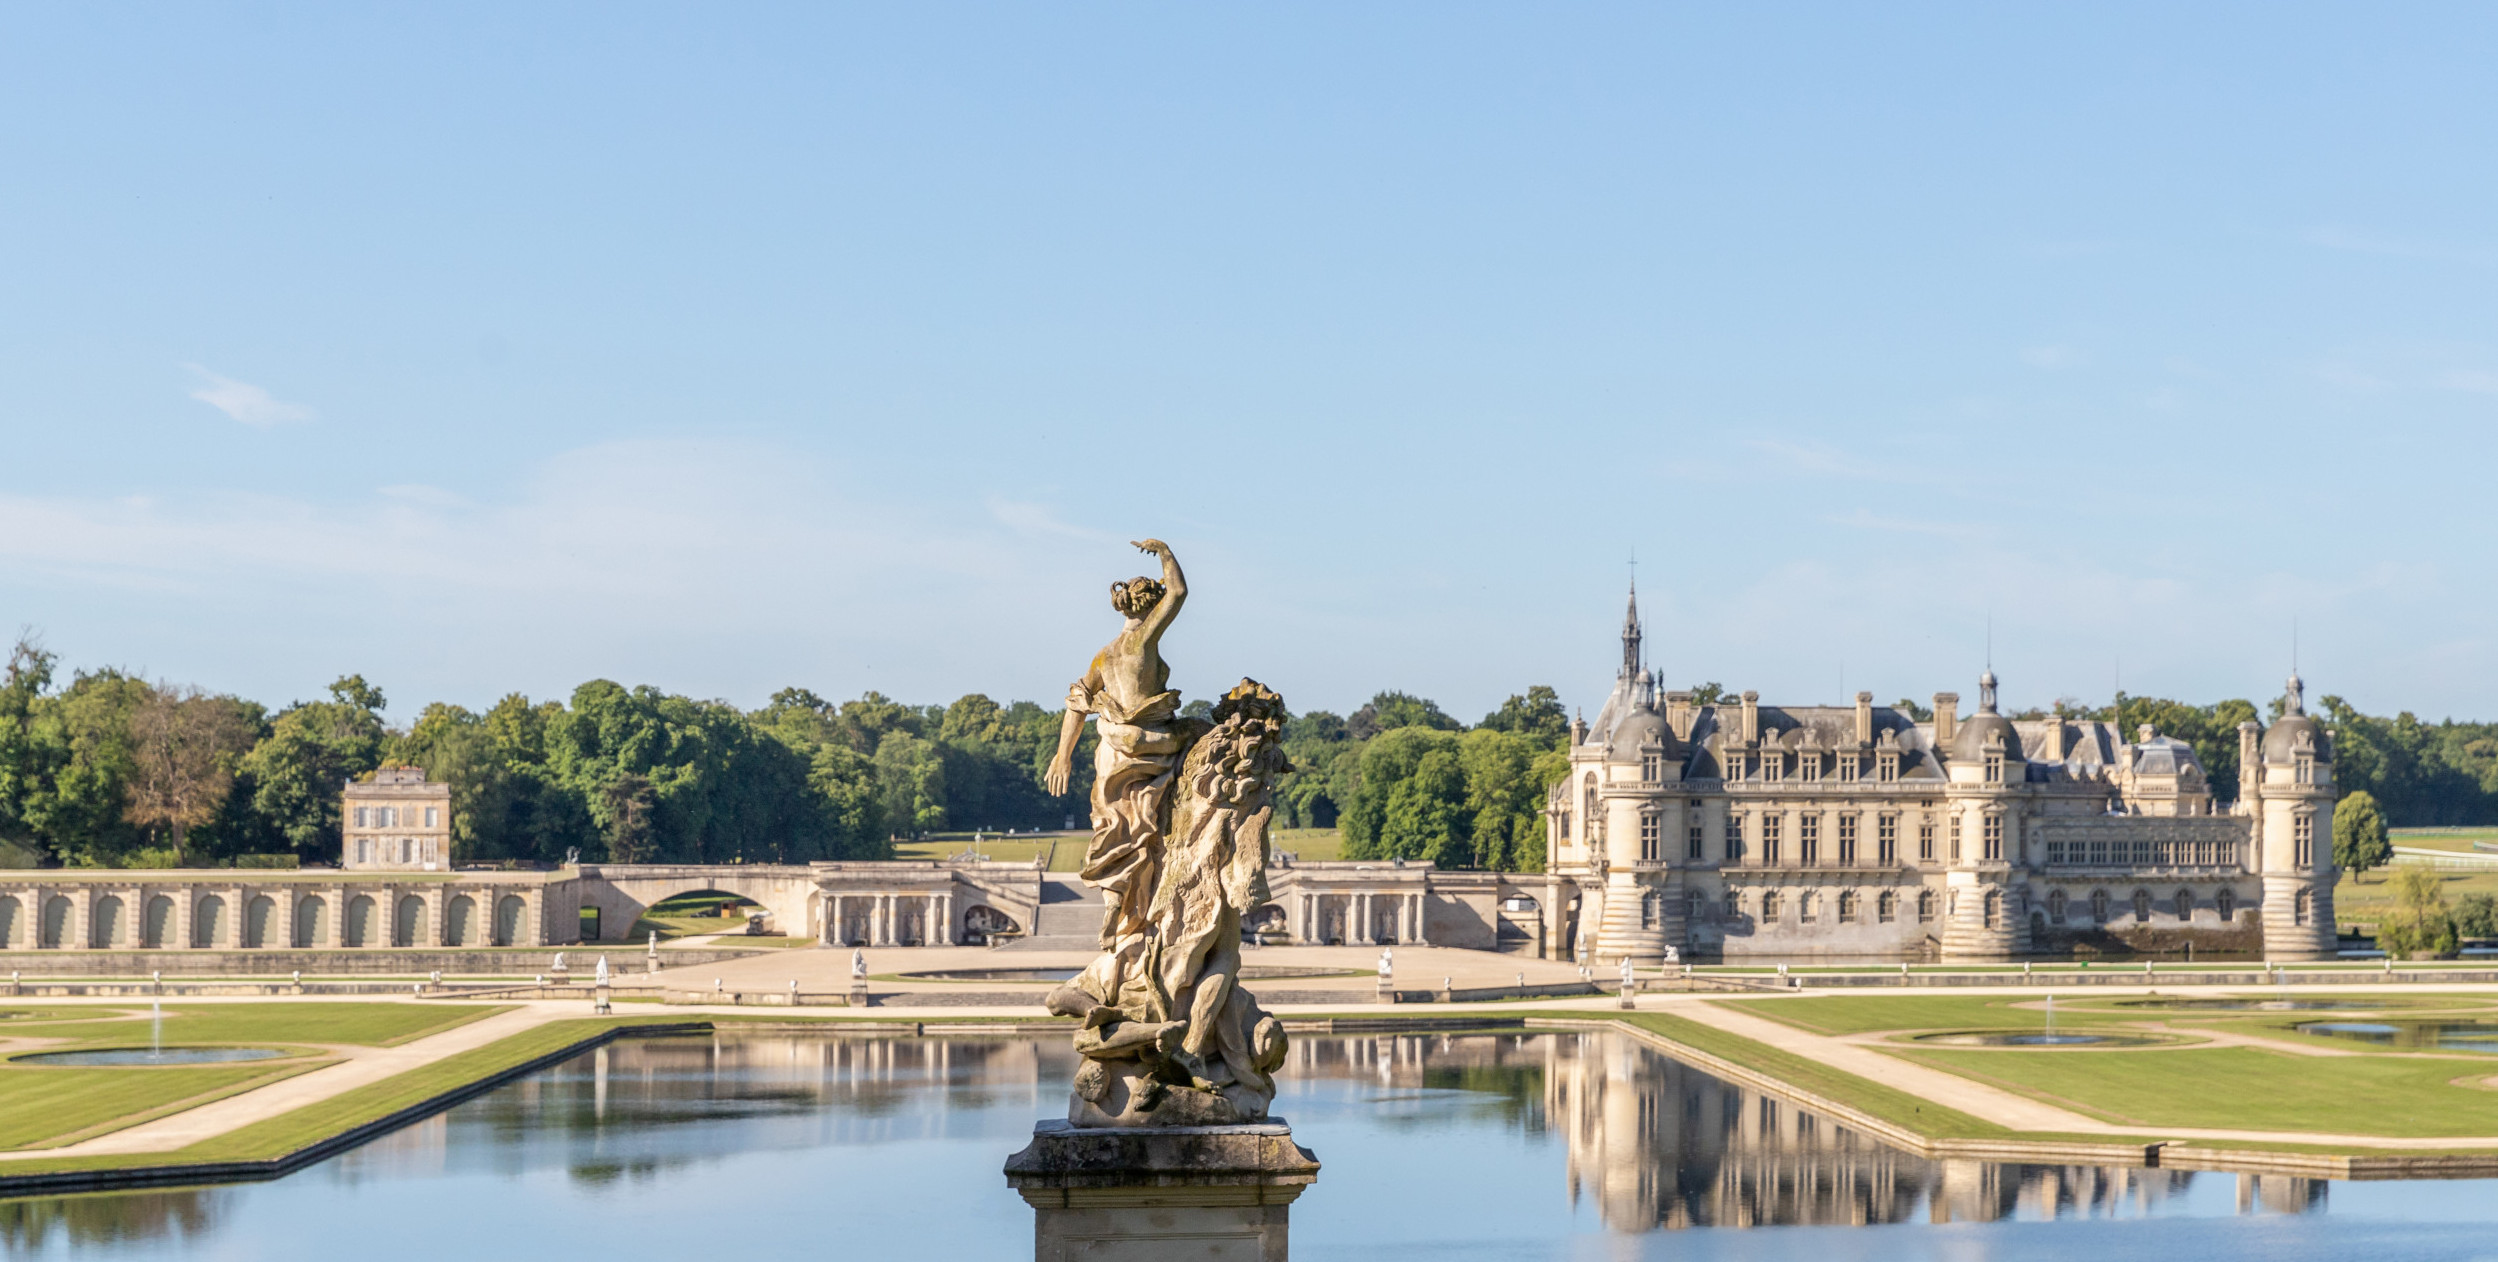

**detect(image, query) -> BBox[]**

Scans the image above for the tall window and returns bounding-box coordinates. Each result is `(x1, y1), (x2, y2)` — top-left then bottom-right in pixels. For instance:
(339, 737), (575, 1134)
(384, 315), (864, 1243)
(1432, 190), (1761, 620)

(1837, 814), (1859, 866)
(1949, 815), (1962, 862)
(353, 807), (368, 828)
(1639, 812), (1662, 863)
(1916, 889), (1935, 922)
(1763, 815), (1783, 866)
(1877, 890), (1897, 922)
(2047, 889), (2068, 922)
(2294, 753), (2315, 785)
(1798, 815), (1820, 866)
(2217, 888), (2236, 921)
(1727, 814), (1746, 864)
(1762, 890), (1782, 920)
(1641, 751), (1661, 782)
(1724, 888), (1742, 920)
(1583, 776), (1599, 841)
(1838, 754), (1858, 783)
(1763, 751), (1782, 782)
(1838, 890), (1858, 922)
(1801, 754), (1821, 783)
(2132, 888), (2152, 921)
(1982, 814), (2004, 861)
(2295, 886), (2311, 926)
(356, 838), (370, 864)
(1984, 751), (2005, 784)
(1877, 815), (1898, 866)
(1687, 819), (1705, 861)
(2293, 813), (2315, 868)
(2173, 889), (2194, 921)
(425, 807), (439, 828)
(1724, 749), (1744, 781)
(1687, 889), (1707, 921)
(1917, 819), (1935, 862)
(1559, 811), (1571, 841)
(2091, 888), (2110, 923)
(1877, 751), (1898, 782)
(1798, 892), (1817, 923)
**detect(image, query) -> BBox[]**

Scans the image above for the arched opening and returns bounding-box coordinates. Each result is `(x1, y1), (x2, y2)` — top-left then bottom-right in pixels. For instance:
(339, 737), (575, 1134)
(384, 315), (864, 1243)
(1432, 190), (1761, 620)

(1761, 891), (1782, 921)
(2216, 889), (2236, 922)
(638, 891), (765, 943)
(1797, 891), (1817, 923)
(41, 895), (69, 948)
(2047, 889), (2068, 923)
(246, 895), (277, 948)
(345, 895), (376, 948)
(2131, 889), (2152, 923)
(1723, 889), (1742, 921)
(2173, 889), (2194, 922)
(1877, 890), (1897, 923)
(1915, 889), (1935, 923)
(1837, 890), (1858, 923)
(91, 895), (124, 948)
(394, 895), (427, 947)
(294, 896), (327, 948)
(144, 895), (173, 947)
(446, 895), (478, 947)
(963, 904), (1022, 946)
(0, 895), (20, 948)
(494, 894), (527, 946)
(192, 895), (226, 948)
(1982, 889), (2000, 929)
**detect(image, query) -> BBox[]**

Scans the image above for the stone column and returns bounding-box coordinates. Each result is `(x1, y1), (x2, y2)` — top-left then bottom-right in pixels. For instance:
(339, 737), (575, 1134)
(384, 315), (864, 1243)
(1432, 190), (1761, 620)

(1409, 893), (1427, 946)
(424, 887), (449, 947)
(69, 888), (91, 953)
(1005, 1120), (1319, 1262)
(171, 887), (194, 952)
(828, 895), (845, 945)
(225, 886), (246, 948)
(932, 893), (952, 946)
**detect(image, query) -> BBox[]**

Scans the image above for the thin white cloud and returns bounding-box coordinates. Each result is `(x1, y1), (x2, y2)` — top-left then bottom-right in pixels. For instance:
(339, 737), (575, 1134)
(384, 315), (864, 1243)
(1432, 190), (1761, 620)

(185, 365), (315, 427)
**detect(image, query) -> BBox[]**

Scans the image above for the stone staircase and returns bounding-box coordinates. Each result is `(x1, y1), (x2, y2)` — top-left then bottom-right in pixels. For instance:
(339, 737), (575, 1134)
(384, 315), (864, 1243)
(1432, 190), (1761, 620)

(997, 879), (1103, 951)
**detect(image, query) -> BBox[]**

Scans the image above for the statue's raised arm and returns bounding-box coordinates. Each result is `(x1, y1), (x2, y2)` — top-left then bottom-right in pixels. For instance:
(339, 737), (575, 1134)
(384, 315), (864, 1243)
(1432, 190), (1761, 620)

(1130, 537), (1186, 646)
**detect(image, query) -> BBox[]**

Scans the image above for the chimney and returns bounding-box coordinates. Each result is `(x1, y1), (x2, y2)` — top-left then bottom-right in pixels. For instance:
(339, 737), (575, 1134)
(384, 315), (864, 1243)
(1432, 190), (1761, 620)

(1854, 691), (1874, 746)
(2043, 716), (2067, 761)
(1932, 692), (1959, 745)
(1665, 690), (1695, 741)
(2237, 720), (2261, 806)
(1740, 691), (1760, 745)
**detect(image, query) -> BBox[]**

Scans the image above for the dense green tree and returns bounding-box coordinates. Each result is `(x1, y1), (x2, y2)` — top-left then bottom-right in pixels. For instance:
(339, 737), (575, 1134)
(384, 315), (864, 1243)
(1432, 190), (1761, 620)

(121, 684), (259, 864)
(1347, 691), (1462, 741)
(239, 676), (388, 861)
(1478, 686), (1568, 746)
(2320, 696), (2498, 827)
(2377, 867), (2459, 960)
(2333, 790), (2393, 885)
(872, 730), (949, 837)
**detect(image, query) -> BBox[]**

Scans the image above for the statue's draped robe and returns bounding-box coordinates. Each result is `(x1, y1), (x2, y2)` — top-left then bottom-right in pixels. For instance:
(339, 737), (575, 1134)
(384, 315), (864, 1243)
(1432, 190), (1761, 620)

(1066, 681), (1188, 951)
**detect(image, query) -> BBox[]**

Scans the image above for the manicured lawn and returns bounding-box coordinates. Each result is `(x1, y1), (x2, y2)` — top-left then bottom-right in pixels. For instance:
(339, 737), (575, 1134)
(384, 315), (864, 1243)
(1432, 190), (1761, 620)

(1891, 1044), (2498, 1137)
(5, 1003), (500, 1047)
(1715, 995), (2138, 1036)
(0, 1060), (317, 1149)
(2336, 864), (2498, 926)
(1609, 1010), (2011, 1140)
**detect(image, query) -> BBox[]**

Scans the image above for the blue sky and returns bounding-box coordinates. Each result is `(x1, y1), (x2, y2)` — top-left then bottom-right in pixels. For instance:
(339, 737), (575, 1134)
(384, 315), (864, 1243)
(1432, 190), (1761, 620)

(2, 4), (2492, 724)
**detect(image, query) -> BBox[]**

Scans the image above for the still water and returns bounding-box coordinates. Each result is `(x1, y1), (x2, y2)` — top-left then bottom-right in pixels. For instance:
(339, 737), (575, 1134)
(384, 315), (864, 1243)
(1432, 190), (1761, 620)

(6, 1030), (2498, 1261)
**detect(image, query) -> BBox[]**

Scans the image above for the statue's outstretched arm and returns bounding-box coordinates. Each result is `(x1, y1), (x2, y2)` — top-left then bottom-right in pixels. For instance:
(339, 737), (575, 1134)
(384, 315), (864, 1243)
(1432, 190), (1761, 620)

(1045, 702), (1086, 797)
(1133, 538), (1186, 645)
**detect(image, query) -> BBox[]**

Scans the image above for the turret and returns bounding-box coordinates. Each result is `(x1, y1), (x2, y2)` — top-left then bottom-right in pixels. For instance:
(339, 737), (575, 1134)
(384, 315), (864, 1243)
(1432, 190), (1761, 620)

(2254, 671), (2336, 959)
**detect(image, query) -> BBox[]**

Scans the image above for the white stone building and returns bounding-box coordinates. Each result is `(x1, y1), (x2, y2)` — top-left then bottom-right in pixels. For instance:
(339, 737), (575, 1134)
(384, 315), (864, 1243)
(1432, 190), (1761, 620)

(1544, 589), (2339, 962)
(342, 766), (453, 871)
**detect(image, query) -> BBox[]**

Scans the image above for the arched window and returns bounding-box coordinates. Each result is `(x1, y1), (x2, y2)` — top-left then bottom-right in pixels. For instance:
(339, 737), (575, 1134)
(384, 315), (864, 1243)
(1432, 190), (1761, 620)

(1583, 775), (1600, 841)
(1687, 889), (1707, 922)
(1838, 890), (1858, 923)
(1915, 889), (1936, 922)
(2294, 886), (2311, 926)
(2132, 889), (2152, 922)
(2091, 889), (2110, 924)
(1640, 890), (1661, 929)
(1983, 889), (2000, 929)
(1799, 891), (1818, 923)
(2048, 889), (2068, 923)
(1876, 890), (1897, 923)
(2173, 889), (2194, 921)
(1723, 889), (1742, 920)
(1761, 891), (1782, 921)
(2216, 889), (2236, 922)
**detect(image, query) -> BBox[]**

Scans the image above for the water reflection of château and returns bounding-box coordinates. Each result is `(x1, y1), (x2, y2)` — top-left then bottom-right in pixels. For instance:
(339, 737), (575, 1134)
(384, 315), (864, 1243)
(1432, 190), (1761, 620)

(1285, 1030), (2326, 1228)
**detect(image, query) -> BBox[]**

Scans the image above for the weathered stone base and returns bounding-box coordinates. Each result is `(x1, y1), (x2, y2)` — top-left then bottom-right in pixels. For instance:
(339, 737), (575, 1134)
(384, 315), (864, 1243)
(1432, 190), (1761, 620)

(1004, 1119), (1319, 1262)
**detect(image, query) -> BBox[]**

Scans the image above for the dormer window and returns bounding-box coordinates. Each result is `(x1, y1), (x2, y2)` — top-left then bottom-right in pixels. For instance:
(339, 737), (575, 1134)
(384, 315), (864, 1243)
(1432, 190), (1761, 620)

(1877, 751), (1899, 782)
(1801, 754), (1821, 784)
(1837, 754), (1858, 783)
(1983, 751), (2006, 784)
(1641, 751), (1661, 782)
(2294, 753), (2315, 786)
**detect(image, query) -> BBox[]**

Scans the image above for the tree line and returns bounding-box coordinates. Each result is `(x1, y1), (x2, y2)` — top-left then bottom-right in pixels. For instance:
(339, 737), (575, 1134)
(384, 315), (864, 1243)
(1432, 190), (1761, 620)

(1276, 686), (1573, 873)
(0, 636), (1096, 869)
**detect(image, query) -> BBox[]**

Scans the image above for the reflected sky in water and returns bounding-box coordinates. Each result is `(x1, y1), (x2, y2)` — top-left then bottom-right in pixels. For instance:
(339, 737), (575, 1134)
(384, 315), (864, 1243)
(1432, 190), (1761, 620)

(7, 1031), (2498, 1261)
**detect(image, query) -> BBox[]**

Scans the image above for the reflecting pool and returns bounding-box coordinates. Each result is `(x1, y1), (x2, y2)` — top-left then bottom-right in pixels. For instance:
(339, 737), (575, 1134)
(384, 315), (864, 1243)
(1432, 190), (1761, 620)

(6, 1030), (2498, 1260)
(14, 1047), (289, 1066)
(2296, 1021), (2498, 1053)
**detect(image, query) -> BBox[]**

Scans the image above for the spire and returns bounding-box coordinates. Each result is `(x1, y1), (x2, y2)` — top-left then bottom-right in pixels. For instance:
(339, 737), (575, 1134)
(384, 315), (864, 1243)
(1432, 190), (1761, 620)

(1619, 580), (1643, 681)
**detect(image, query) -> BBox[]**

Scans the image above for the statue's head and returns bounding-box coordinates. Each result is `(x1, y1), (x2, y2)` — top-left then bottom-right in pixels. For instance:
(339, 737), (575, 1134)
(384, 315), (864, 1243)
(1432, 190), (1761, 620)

(1110, 576), (1166, 619)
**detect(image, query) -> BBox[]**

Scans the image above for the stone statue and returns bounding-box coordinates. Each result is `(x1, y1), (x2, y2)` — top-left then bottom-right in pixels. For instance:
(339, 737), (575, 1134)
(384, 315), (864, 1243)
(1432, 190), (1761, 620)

(851, 948), (867, 979)
(595, 955), (610, 986)
(1377, 946), (1393, 982)
(1043, 540), (1292, 1128)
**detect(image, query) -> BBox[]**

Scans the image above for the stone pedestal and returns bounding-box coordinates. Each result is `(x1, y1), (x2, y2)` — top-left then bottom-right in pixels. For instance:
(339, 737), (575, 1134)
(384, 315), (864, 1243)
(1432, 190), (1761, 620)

(1003, 1119), (1319, 1262)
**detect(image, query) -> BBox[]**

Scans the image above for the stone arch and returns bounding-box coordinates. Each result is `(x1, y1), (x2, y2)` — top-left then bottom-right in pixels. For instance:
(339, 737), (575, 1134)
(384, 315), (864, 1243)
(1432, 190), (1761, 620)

(2131, 888), (2152, 923)
(1877, 890), (1897, 923)
(2091, 888), (2110, 924)
(446, 895), (478, 947)
(494, 894), (527, 946)
(246, 894), (278, 948)
(144, 895), (174, 947)
(1837, 890), (1858, 923)
(91, 895), (124, 948)
(1915, 889), (1935, 923)
(956, 903), (1020, 946)
(0, 894), (19, 948)
(394, 895), (427, 948)
(2173, 888), (2194, 922)
(2047, 889), (2068, 923)
(2216, 888), (2236, 922)
(192, 894), (226, 948)
(41, 895), (70, 948)
(345, 894), (377, 947)
(294, 896), (327, 948)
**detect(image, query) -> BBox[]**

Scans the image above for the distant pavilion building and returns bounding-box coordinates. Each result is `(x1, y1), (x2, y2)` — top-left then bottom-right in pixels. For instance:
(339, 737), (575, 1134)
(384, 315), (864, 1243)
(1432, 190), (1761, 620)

(342, 766), (453, 871)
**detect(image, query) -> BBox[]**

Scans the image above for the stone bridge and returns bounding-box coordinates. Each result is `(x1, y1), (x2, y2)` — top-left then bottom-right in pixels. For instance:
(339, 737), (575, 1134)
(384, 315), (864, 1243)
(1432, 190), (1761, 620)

(572, 861), (1044, 947)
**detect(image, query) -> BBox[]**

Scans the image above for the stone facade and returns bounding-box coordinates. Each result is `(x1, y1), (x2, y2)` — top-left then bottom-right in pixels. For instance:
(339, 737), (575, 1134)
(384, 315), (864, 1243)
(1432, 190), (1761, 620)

(341, 766), (454, 871)
(1541, 589), (2338, 963)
